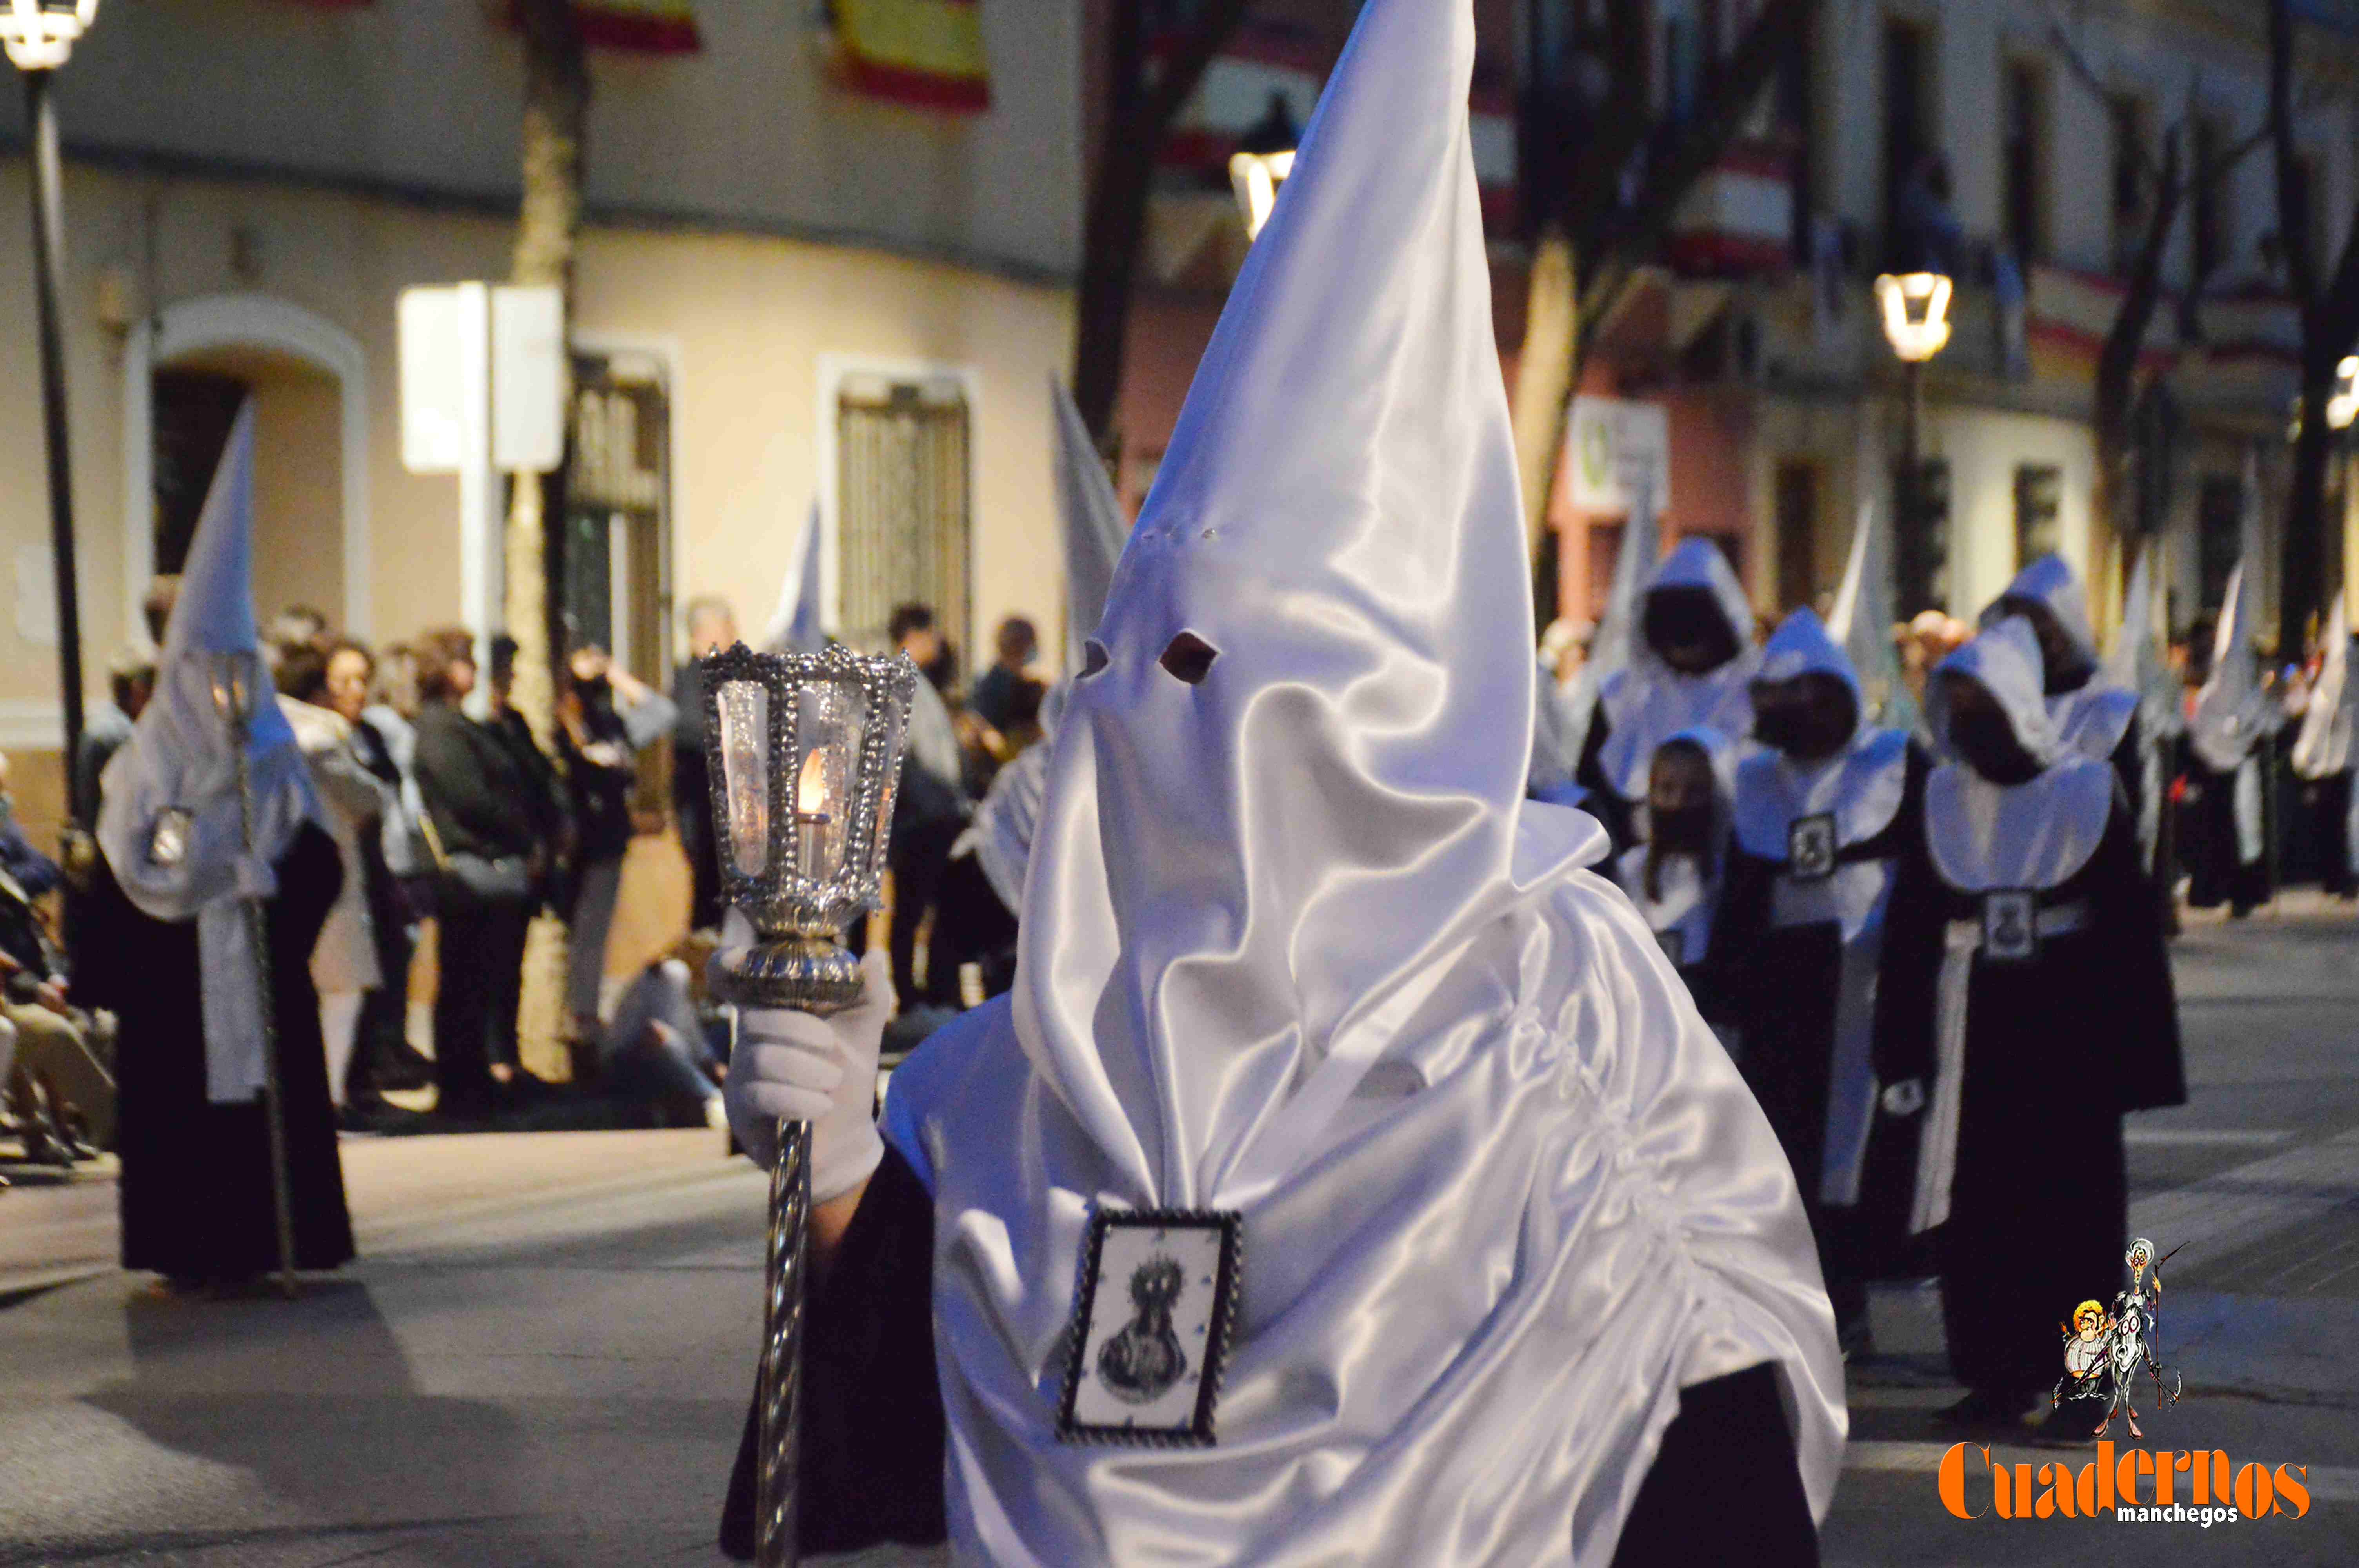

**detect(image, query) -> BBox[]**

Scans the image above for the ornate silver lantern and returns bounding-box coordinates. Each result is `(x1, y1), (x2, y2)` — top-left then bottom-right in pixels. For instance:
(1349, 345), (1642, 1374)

(700, 640), (916, 1568)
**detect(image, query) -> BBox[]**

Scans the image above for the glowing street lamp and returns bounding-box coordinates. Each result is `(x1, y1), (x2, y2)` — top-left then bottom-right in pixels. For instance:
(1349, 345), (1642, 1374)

(1228, 91), (1299, 241)
(1875, 271), (1954, 362)
(2327, 355), (2359, 433)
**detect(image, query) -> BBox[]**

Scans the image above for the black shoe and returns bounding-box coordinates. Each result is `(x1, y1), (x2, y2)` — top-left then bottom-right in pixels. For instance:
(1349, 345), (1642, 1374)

(373, 1044), (434, 1093)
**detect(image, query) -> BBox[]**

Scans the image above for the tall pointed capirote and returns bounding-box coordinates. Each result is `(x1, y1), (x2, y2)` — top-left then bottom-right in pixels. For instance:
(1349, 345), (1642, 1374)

(761, 500), (826, 655)
(1829, 498), (1917, 733)
(1050, 379), (1128, 677)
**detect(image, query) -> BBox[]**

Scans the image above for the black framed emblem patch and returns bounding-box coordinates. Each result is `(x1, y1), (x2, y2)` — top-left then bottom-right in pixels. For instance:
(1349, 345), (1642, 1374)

(1788, 813), (1837, 883)
(1983, 890), (2037, 962)
(1057, 1208), (1241, 1447)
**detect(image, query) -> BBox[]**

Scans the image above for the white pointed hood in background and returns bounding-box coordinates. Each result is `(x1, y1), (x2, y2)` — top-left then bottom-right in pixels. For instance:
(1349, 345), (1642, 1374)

(1596, 536), (1760, 800)
(961, 383), (1132, 913)
(1827, 499), (1919, 737)
(760, 501), (827, 655)
(97, 403), (318, 1102)
(1051, 378), (1129, 679)
(1541, 479), (1657, 796)
(1924, 617), (2112, 891)
(2293, 593), (2352, 780)
(2191, 463), (2271, 774)
(1736, 607), (1910, 864)
(891, 2), (1843, 1560)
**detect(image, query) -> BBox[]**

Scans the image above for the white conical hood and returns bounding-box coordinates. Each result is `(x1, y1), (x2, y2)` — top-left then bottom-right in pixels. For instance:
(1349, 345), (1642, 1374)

(1828, 499), (1917, 734)
(2293, 593), (2351, 779)
(760, 501), (827, 655)
(903, 6), (1841, 1559)
(2192, 464), (2269, 773)
(1051, 378), (1129, 677)
(1587, 477), (1661, 689)
(1014, 0), (1597, 1210)
(97, 403), (318, 1101)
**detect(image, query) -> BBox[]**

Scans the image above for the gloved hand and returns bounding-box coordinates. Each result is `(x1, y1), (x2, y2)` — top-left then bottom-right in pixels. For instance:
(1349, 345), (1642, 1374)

(718, 911), (894, 1204)
(1880, 1078), (1927, 1118)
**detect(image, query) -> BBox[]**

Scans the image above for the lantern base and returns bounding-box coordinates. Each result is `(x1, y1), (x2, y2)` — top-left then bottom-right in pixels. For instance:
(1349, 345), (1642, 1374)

(720, 931), (865, 1016)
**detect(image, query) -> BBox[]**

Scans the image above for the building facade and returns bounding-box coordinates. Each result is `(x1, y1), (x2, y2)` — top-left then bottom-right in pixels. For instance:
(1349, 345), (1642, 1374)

(0, 0), (1086, 847)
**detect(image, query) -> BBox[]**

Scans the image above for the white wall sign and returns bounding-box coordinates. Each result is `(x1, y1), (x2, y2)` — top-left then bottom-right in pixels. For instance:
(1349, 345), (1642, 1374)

(398, 285), (471, 475)
(491, 285), (565, 473)
(1565, 395), (1671, 514)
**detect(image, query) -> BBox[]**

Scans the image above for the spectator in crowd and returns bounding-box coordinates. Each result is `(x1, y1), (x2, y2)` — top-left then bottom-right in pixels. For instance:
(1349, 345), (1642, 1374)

(886, 602), (971, 1006)
(275, 644), (391, 1116)
(969, 615), (1039, 733)
(0, 751), (110, 1164)
(599, 956), (726, 1128)
(554, 644), (676, 1062)
(673, 597), (738, 933)
(410, 636), (540, 1119)
(325, 638), (433, 1107)
(271, 605), (330, 651)
(73, 649), (156, 831)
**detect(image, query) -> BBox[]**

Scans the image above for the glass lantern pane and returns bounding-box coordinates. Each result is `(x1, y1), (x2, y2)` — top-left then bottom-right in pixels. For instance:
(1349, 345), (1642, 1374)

(790, 678), (868, 884)
(716, 680), (770, 880)
(867, 690), (909, 882)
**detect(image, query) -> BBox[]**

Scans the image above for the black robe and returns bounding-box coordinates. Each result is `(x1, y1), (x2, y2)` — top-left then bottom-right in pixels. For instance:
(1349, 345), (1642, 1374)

(2177, 731), (2272, 913)
(1715, 745), (1930, 1214)
(83, 822), (354, 1279)
(1871, 791), (2183, 1399)
(718, 1145), (1819, 1566)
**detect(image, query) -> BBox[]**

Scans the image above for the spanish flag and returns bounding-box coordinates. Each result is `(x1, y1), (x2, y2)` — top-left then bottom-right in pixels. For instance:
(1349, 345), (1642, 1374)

(834, 0), (992, 113)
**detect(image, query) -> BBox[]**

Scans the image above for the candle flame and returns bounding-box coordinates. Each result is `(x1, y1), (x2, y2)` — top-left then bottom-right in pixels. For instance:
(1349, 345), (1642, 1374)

(797, 747), (831, 817)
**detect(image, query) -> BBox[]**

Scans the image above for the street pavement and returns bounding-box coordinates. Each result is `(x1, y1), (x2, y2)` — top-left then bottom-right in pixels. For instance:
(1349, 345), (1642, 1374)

(3, 899), (2355, 1566)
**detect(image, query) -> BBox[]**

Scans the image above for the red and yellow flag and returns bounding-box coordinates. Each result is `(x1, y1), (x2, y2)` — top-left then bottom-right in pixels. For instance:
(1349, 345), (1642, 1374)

(834, 0), (991, 113)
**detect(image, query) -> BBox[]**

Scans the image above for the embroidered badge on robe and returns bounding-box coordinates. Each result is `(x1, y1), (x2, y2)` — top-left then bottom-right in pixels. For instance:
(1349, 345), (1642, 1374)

(1983, 890), (2037, 962)
(1058, 1209), (1241, 1447)
(1788, 812), (1837, 882)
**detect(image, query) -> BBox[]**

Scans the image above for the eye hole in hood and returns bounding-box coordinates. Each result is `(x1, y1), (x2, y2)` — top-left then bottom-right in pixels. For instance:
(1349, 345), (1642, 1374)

(1159, 632), (1219, 685)
(1080, 639), (1110, 677)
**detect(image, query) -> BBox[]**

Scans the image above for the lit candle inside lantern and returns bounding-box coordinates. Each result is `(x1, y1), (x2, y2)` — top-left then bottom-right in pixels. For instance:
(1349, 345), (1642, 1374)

(794, 746), (833, 879)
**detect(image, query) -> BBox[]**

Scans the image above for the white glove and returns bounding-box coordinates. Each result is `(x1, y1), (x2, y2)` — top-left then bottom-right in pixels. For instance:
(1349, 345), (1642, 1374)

(1881, 1078), (1927, 1118)
(719, 920), (894, 1204)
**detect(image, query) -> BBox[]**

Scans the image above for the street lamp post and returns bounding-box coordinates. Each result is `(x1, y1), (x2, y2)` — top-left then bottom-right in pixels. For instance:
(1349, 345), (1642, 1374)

(2, 1), (100, 771)
(1875, 271), (1953, 612)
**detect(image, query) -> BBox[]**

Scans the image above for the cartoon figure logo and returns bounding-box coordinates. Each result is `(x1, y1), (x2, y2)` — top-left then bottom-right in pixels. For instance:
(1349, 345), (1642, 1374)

(2053, 1236), (2185, 1438)
(1096, 1255), (1190, 1405)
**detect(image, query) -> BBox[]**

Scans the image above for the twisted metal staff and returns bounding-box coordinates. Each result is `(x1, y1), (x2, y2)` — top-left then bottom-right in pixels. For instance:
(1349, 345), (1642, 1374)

(213, 655), (298, 1299)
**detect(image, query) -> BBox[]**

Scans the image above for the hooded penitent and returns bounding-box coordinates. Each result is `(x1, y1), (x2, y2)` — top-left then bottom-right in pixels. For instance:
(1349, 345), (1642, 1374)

(1733, 607), (1910, 1205)
(880, 0), (1841, 1559)
(1613, 723), (1737, 966)
(1980, 554), (2138, 764)
(97, 403), (319, 1103)
(963, 383), (1130, 914)
(1924, 618), (2114, 895)
(1596, 536), (1759, 802)
(2190, 550), (2273, 867)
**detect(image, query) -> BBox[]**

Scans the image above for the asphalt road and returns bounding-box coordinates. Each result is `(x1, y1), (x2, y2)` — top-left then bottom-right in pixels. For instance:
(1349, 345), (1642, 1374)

(3, 900), (2354, 1566)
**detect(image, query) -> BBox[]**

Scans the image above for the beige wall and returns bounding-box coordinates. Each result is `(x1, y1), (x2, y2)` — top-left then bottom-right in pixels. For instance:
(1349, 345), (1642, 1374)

(247, 365), (345, 630)
(0, 161), (1076, 755)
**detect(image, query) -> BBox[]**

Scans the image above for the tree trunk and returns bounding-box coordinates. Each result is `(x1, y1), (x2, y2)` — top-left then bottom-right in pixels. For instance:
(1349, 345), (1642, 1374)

(509, 0), (589, 749)
(1510, 231), (1577, 564)
(2090, 140), (2183, 642)
(512, 0), (589, 1077)
(1071, 0), (1250, 444)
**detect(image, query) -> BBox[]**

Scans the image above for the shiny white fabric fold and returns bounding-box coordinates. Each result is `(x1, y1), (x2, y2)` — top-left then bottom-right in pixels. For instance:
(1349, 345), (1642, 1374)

(2293, 597), (2352, 780)
(890, 0), (1842, 1560)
